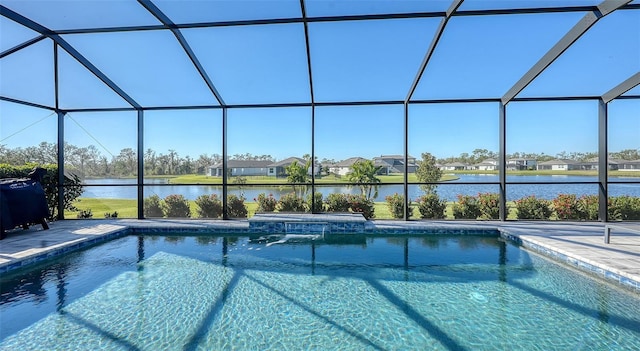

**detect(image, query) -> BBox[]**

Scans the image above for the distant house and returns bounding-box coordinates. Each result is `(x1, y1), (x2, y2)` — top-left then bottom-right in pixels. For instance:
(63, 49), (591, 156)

(328, 157), (366, 176)
(536, 159), (579, 171)
(507, 158), (537, 171)
(267, 157), (320, 177)
(579, 157), (625, 171)
(208, 160), (272, 177)
(373, 155), (417, 175)
(620, 159), (640, 171)
(473, 158), (499, 171)
(439, 162), (468, 171)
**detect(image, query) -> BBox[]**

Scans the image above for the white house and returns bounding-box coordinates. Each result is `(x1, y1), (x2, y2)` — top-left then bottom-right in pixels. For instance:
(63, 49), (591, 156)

(266, 157), (320, 177)
(536, 159), (579, 171)
(439, 162), (468, 171)
(473, 158), (499, 171)
(329, 157), (366, 176)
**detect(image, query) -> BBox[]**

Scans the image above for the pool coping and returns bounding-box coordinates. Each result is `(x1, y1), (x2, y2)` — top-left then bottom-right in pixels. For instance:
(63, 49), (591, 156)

(0, 219), (638, 294)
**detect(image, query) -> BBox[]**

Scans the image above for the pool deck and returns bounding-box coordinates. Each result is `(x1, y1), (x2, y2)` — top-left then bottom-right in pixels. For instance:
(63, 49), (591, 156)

(1, 218), (639, 293)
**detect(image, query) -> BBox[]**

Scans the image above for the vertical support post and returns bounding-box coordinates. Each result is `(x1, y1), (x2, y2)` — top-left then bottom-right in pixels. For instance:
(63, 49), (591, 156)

(311, 106), (317, 213)
(403, 102), (410, 221)
(53, 42), (59, 110)
(54, 42), (65, 220)
(57, 111), (65, 220)
(598, 99), (608, 221)
(222, 107), (228, 219)
(498, 102), (507, 221)
(300, 0), (316, 212)
(137, 109), (144, 219)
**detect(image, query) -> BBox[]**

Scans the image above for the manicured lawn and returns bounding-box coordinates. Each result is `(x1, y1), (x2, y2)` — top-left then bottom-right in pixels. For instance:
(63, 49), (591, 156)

(67, 198), (519, 220)
(66, 198), (138, 218)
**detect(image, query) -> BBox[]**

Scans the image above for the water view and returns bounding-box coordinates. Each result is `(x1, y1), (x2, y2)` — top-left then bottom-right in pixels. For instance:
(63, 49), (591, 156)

(81, 174), (640, 202)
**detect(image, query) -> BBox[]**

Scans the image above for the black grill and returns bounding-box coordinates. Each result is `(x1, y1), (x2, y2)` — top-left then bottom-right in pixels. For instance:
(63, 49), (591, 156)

(0, 168), (50, 239)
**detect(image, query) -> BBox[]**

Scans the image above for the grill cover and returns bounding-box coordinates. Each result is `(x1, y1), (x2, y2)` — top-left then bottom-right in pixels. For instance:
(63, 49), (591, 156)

(0, 178), (50, 234)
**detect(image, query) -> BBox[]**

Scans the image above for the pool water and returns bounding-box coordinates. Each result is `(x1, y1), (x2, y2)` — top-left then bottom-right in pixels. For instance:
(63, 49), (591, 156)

(1, 234), (639, 350)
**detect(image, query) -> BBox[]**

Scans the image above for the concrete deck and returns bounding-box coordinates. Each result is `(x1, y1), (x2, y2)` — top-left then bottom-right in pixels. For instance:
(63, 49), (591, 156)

(1, 219), (638, 293)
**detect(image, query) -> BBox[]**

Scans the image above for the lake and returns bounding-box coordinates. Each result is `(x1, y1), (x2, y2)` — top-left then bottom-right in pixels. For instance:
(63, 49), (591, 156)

(80, 174), (640, 202)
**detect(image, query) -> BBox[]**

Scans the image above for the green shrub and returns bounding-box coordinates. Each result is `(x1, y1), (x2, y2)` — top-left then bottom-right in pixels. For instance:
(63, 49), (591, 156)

(162, 194), (191, 218)
(452, 194), (481, 219)
(325, 193), (351, 212)
(608, 198), (622, 221)
(277, 192), (306, 212)
(0, 163), (83, 220)
(104, 211), (118, 218)
(76, 209), (93, 219)
(195, 194), (223, 218)
(477, 192), (500, 220)
(515, 195), (552, 220)
(144, 195), (164, 218)
(385, 193), (413, 219)
(306, 192), (324, 212)
(415, 193), (446, 219)
(552, 194), (602, 221)
(227, 194), (248, 218)
(349, 194), (375, 219)
(609, 195), (640, 220)
(552, 194), (581, 220)
(255, 193), (277, 212)
(577, 195), (599, 220)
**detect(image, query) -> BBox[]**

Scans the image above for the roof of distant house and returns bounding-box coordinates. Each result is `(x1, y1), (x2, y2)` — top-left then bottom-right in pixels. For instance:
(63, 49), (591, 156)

(332, 157), (366, 167)
(210, 160), (273, 168)
(269, 157), (306, 167)
(374, 154), (416, 160)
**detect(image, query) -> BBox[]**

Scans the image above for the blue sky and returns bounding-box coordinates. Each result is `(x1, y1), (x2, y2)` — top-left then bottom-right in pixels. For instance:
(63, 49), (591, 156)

(1, 0), (638, 161)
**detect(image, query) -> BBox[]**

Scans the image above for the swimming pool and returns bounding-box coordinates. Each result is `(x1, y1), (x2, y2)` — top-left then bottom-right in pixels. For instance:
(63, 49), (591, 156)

(1, 233), (639, 350)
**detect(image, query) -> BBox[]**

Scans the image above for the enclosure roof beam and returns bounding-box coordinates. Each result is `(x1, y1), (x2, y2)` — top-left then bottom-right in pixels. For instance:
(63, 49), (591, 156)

(0, 35), (46, 59)
(405, 0), (463, 103)
(0, 95), (55, 111)
(501, 0), (631, 105)
(602, 72), (640, 103)
(0, 5), (141, 109)
(61, 94), (640, 113)
(299, 0), (315, 105)
(137, 0), (226, 107)
(22, 4), (638, 36)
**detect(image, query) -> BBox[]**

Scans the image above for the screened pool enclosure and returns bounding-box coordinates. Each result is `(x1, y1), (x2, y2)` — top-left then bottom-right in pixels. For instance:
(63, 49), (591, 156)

(1, 0), (639, 221)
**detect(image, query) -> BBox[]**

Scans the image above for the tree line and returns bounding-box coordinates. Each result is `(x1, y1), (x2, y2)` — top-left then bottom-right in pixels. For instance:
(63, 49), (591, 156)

(1, 142), (638, 179)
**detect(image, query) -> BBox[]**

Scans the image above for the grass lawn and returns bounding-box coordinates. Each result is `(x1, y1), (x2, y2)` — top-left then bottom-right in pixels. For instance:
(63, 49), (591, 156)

(67, 198), (520, 220)
(66, 198), (138, 218)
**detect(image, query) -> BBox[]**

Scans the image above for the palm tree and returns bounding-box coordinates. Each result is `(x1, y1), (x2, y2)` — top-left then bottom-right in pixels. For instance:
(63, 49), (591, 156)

(286, 160), (310, 197)
(347, 159), (382, 200)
